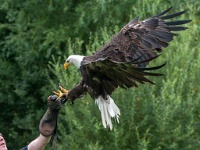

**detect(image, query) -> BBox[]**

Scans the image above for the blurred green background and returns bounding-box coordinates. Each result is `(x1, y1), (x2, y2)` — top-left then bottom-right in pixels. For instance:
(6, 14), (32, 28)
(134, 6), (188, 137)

(0, 0), (199, 149)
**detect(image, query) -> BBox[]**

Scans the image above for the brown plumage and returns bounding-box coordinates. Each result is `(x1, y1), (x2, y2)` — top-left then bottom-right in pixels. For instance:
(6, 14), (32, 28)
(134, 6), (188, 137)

(62, 7), (191, 129)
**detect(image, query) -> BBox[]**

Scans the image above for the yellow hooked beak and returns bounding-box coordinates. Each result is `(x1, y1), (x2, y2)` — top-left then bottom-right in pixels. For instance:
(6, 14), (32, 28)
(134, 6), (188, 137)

(64, 62), (69, 69)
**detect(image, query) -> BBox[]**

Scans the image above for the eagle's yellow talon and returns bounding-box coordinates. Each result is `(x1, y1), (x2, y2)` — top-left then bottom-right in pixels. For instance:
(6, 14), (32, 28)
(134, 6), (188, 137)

(52, 86), (68, 98)
(52, 91), (60, 96)
(59, 86), (68, 93)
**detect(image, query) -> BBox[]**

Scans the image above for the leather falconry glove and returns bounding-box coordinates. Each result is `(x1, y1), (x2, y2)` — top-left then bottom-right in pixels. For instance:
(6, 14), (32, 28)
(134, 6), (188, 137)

(39, 95), (61, 137)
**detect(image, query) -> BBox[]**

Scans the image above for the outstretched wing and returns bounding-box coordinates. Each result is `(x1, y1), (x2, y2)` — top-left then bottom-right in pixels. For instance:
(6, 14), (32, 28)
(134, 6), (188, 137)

(86, 7), (191, 67)
(82, 57), (166, 95)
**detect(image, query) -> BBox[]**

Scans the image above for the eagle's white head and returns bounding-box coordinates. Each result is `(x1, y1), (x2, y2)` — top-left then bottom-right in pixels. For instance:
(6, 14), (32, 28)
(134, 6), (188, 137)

(64, 55), (85, 69)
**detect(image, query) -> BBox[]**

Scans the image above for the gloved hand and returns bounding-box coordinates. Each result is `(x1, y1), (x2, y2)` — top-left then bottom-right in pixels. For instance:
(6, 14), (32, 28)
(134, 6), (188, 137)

(39, 95), (62, 137)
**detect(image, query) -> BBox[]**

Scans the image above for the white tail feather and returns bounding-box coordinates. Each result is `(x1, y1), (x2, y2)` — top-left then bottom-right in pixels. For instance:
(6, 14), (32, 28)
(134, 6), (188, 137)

(95, 96), (120, 130)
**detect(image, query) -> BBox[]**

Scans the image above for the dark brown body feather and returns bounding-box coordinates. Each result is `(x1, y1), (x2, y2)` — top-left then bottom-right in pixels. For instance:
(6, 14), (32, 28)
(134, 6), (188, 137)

(66, 7), (191, 102)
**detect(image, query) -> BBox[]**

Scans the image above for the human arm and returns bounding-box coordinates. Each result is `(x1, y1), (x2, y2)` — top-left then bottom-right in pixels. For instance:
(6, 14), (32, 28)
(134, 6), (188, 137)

(22, 95), (62, 150)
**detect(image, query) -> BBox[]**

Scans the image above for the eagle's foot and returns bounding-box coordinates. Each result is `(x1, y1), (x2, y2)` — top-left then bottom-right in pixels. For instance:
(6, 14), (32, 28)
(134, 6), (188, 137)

(52, 86), (68, 99)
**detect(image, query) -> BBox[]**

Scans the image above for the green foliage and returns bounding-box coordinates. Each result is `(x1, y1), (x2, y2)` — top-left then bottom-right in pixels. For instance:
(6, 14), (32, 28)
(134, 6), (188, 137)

(0, 0), (199, 149)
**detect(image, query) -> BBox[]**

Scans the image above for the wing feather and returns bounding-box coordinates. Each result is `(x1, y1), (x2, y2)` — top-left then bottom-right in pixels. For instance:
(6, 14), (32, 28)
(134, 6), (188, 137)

(160, 10), (187, 20)
(82, 58), (165, 95)
(87, 7), (191, 68)
(81, 7), (191, 95)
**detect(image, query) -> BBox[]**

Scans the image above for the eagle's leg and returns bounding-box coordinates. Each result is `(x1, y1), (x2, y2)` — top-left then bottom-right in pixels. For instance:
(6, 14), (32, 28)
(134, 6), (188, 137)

(52, 86), (68, 98)
(53, 80), (87, 104)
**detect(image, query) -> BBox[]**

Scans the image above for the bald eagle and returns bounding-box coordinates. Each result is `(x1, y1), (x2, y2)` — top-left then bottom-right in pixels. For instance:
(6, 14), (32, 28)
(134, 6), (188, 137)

(56, 7), (191, 130)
